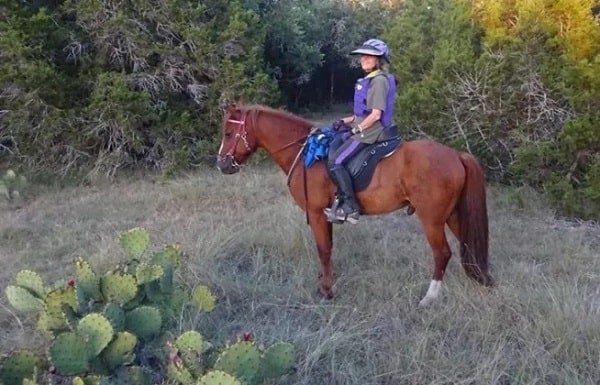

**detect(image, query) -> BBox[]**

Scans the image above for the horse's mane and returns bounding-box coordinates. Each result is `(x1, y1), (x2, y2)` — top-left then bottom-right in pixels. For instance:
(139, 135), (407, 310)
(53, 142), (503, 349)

(241, 104), (313, 128)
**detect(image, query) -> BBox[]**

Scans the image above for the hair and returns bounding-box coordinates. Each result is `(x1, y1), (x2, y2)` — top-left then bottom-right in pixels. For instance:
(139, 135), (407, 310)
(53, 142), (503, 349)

(378, 59), (390, 72)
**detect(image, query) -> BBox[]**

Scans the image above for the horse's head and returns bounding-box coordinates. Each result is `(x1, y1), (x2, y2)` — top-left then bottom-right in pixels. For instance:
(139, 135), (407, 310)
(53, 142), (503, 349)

(216, 105), (258, 174)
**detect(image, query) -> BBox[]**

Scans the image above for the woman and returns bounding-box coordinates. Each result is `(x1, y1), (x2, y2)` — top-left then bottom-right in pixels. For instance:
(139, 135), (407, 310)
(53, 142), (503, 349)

(325, 38), (397, 224)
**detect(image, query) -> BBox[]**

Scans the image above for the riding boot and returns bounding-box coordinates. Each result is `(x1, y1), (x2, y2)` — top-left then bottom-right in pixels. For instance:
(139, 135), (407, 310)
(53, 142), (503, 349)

(325, 166), (360, 224)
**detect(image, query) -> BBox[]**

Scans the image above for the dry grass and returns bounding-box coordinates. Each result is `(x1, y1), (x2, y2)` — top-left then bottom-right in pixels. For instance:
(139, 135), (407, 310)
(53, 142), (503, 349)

(1, 163), (599, 384)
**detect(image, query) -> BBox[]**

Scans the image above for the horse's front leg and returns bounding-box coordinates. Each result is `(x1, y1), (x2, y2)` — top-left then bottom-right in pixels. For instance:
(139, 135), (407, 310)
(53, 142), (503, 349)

(307, 209), (334, 298)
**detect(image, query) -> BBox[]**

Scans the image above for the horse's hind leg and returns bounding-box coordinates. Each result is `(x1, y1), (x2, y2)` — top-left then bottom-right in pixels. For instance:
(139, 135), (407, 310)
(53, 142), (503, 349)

(419, 223), (452, 307)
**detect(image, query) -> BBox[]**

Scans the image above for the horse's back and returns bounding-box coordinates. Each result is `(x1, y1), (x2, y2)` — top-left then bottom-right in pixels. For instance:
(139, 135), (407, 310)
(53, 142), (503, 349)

(391, 139), (466, 213)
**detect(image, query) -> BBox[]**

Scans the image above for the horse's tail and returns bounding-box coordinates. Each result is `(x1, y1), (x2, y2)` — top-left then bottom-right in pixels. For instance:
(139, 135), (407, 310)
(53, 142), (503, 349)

(457, 152), (493, 286)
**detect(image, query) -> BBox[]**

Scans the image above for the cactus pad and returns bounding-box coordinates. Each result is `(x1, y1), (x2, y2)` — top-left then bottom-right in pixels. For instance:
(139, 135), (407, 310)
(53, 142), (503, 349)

(167, 362), (194, 385)
(261, 342), (295, 378)
(102, 331), (137, 370)
(191, 285), (216, 312)
(101, 272), (137, 304)
(77, 313), (114, 357)
(0, 351), (42, 385)
(214, 342), (261, 384)
(135, 262), (164, 285)
(15, 270), (45, 298)
(75, 258), (101, 300)
(151, 245), (182, 293)
(103, 303), (125, 331)
(175, 331), (204, 352)
(5, 285), (43, 312)
(150, 244), (182, 267)
(198, 370), (241, 385)
(49, 332), (90, 375)
(38, 287), (78, 331)
(118, 228), (150, 258)
(124, 306), (162, 339)
(121, 366), (150, 385)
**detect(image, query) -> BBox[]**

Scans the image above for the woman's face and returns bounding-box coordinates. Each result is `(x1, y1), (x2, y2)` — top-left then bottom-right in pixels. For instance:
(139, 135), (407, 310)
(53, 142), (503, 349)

(360, 54), (379, 72)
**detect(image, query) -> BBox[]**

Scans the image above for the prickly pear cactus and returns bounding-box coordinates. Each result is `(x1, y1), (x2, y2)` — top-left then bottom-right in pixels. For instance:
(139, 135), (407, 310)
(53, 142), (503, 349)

(0, 351), (42, 385)
(135, 262), (163, 285)
(175, 331), (204, 352)
(261, 342), (295, 378)
(198, 370), (241, 385)
(5, 285), (43, 312)
(119, 228), (150, 258)
(101, 272), (137, 304)
(102, 332), (137, 370)
(116, 366), (151, 385)
(191, 285), (216, 312)
(77, 313), (114, 356)
(75, 258), (101, 300)
(214, 342), (261, 385)
(1, 227), (281, 385)
(167, 362), (195, 385)
(15, 270), (45, 298)
(49, 332), (90, 375)
(103, 303), (125, 331)
(124, 306), (162, 339)
(151, 244), (181, 268)
(38, 287), (78, 331)
(151, 244), (182, 293)
(174, 331), (205, 377)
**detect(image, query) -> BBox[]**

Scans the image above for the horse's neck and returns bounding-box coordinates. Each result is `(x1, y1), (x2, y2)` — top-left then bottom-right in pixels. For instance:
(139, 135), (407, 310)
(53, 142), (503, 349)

(255, 113), (311, 174)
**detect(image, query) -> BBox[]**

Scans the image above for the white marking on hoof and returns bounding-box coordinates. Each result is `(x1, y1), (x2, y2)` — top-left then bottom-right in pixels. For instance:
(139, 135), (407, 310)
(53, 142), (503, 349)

(419, 280), (442, 307)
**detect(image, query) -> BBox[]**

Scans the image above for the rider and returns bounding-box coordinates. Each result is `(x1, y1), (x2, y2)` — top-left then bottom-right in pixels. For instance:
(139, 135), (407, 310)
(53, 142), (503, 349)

(325, 38), (397, 224)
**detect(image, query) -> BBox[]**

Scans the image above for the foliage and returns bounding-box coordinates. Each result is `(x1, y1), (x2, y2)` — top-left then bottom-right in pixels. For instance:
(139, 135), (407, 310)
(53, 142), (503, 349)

(1, 0), (598, 217)
(383, 0), (599, 218)
(0, 227), (294, 385)
(0, 0), (278, 176)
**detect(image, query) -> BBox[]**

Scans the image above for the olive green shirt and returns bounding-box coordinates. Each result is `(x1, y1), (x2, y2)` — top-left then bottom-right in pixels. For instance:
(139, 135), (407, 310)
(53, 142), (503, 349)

(352, 70), (389, 144)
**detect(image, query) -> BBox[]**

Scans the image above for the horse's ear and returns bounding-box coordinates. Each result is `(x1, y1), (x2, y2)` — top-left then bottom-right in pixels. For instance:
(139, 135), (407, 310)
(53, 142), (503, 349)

(221, 102), (236, 115)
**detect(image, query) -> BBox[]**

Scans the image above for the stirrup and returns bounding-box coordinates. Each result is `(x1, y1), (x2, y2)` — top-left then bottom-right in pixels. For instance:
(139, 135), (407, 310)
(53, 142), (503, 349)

(324, 204), (359, 224)
(324, 197), (345, 224)
(324, 207), (345, 224)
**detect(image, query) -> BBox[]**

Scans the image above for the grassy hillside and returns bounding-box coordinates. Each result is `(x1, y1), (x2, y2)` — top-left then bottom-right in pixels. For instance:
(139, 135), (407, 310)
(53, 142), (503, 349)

(1, 164), (598, 384)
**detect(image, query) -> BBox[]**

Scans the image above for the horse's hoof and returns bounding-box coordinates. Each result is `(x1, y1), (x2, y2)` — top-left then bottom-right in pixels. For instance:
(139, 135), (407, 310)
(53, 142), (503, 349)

(407, 205), (415, 215)
(418, 296), (435, 307)
(318, 287), (334, 300)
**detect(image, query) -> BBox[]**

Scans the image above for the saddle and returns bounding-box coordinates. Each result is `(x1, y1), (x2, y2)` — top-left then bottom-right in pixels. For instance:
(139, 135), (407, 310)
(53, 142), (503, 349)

(345, 125), (402, 192)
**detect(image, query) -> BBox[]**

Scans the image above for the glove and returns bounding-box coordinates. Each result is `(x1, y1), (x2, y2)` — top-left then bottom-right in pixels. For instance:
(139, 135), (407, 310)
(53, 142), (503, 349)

(331, 120), (345, 132)
(351, 122), (363, 135)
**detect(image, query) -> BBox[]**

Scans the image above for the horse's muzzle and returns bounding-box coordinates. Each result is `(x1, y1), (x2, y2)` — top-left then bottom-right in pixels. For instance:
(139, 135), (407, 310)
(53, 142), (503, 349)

(216, 155), (240, 174)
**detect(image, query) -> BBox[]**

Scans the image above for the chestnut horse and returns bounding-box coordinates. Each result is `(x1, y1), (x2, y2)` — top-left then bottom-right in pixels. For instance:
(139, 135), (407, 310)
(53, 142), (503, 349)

(216, 104), (493, 306)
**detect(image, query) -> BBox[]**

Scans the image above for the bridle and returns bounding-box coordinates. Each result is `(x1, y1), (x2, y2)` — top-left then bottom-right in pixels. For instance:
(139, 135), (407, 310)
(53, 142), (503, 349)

(218, 110), (252, 169)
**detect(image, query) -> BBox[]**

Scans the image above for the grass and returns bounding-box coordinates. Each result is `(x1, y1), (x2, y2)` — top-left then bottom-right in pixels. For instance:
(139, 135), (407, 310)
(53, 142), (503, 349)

(1, 163), (599, 384)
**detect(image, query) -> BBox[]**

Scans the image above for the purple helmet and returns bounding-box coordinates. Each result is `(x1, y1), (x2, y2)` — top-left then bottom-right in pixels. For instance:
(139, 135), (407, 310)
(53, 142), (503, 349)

(350, 39), (390, 62)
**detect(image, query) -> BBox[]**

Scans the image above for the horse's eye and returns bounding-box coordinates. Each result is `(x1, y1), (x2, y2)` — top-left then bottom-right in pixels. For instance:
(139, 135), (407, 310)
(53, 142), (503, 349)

(225, 132), (232, 138)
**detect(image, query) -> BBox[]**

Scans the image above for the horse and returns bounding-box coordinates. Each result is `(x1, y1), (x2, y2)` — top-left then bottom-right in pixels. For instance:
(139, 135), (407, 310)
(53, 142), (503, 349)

(216, 104), (493, 306)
